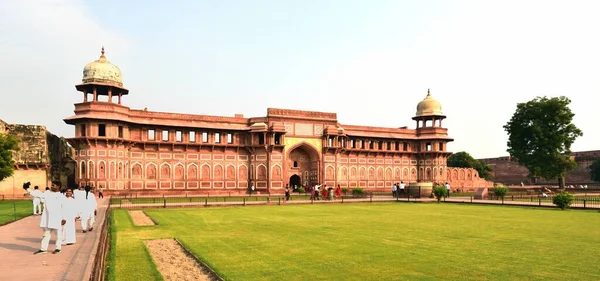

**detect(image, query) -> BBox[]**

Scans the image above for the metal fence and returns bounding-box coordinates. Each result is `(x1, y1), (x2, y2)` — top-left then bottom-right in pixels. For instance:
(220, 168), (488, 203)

(109, 192), (408, 209)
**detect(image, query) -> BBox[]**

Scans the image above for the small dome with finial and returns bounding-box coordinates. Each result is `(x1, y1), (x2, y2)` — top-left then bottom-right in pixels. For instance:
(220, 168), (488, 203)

(82, 47), (123, 87)
(416, 89), (443, 116)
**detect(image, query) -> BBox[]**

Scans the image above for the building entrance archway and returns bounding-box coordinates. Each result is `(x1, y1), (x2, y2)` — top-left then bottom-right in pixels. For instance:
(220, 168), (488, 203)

(289, 174), (301, 188)
(286, 142), (320, 188)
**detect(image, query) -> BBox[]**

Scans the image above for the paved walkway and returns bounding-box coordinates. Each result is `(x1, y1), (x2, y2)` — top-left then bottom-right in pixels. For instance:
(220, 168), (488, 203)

(0, 198), (109, 281)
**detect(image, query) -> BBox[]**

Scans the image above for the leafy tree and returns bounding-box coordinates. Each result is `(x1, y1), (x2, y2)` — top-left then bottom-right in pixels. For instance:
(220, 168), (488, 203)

(0, 133), (19, 181)
(503, 96), (583, 188)
(447, 151), (493, 180)
(589, 158), (600, 182)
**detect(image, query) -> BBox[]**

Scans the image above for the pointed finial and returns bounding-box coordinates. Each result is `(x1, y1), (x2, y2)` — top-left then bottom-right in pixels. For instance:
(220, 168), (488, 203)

(100, 46), (105, 57)
(427, 88), (431, 96)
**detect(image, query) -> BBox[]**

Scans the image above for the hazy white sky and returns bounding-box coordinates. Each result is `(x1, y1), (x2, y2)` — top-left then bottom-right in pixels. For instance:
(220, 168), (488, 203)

(1, 0), (598, 159)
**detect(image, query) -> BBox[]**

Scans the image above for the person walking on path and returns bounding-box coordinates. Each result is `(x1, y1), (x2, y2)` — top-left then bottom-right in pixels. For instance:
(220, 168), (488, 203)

(27, 180), (66, 255)
(98, 186), (104, 198)
(81, 186), (98, 232)
(445, 182), (451, 198)
(62, 189), (78, 245)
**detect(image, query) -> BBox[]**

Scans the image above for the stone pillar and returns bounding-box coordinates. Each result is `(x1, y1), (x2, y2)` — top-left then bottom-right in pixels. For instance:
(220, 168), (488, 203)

(108, 88), (113, 103)
(93, 87), (97, 101)
(118, 93), (122, 104)
(83, 92), (88, 102)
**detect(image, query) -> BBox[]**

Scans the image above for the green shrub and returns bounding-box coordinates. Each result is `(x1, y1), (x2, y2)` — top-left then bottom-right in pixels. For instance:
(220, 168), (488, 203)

(341, 187), (349, 195)
(552, 191), (574, 210)
(492, 184), (509, 199)
(433, 185), (447, 202)
(352, 187), (365, 197)
(297, 186), (305, 193)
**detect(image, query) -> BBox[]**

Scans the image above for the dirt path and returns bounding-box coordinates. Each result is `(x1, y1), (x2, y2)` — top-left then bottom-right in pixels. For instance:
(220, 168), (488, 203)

(145, 239), (219, 281)
(128, 210), (156, 226)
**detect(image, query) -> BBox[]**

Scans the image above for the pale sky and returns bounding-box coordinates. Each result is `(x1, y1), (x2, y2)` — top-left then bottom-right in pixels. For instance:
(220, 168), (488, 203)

(1, 0), (598, 159)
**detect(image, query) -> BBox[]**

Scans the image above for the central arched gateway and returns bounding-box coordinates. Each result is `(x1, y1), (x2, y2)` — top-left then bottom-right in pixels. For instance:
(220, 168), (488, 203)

(286, 142), (320, 188)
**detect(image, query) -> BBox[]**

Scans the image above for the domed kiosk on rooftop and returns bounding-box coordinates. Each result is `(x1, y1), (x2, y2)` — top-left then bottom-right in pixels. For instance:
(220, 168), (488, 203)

(415, 89), (443, 117)
(76, 47), (129, 103)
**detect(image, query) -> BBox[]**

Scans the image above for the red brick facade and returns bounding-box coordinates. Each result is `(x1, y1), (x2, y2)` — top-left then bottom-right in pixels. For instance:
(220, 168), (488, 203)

(64, 50), (491, 195)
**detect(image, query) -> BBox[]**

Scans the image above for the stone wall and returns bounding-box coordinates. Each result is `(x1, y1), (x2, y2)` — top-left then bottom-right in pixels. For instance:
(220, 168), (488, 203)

(0, 121), (75, 198)
(479, 150), (600, 185)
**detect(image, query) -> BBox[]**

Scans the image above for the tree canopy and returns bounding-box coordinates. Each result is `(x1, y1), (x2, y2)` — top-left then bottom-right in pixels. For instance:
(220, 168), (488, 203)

(0, 133), (19, 181)
(503, 96), (582, 188)
(589, 158), (600, 182)
(447, 151), (493, 180)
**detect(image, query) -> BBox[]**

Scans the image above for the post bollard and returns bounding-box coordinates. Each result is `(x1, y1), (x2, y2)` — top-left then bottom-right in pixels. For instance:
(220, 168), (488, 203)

(205, 198), (208, 207)
(342, 196), (344, 204)
(278, 197), (281, 205)
(13, 201), (17, 221)
(583, 199), (586, 209)
(243, 197), (246, 206)
(163, 198), (166, 208)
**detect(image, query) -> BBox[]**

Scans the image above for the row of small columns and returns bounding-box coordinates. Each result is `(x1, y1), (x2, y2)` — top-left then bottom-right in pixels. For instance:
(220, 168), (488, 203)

(83, 86), (123, 104)
(325, 135), (412, 151)
(416, 117), (444, 128)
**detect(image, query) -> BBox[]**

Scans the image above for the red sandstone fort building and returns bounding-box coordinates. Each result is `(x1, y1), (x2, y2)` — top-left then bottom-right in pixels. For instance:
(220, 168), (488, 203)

(64, 49), (491, 195)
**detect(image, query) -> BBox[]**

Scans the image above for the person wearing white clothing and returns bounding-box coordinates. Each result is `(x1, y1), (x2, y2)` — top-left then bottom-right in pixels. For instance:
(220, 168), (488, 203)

(28, 185), (44, 215)
(27, 180), (66, 255)
(80, 186), (98, 232)
(62, 189), (78, 245)
(74, 185), (86, 221)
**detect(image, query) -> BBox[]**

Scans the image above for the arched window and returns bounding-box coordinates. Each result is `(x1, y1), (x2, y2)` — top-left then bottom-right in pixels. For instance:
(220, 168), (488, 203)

(293, 161), (298, 168)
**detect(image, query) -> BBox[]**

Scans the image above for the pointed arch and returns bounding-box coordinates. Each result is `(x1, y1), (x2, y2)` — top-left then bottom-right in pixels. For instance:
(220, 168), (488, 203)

(226, 164), (236, 180)
(376, 167), (384, 180)
(80, 161), (87, 179)
(359, 167), (366, 180)
(213, 164), (224, 180)
(325, 165), (335, 180)
(146, 162), (157, 180)
(350, 166), (357, 180)
(271, 164), (282, 181)
(174, 163), (185, 180)
(433, 167), (438, 181)
(410, 167), (417, 181)
(109, 161), (116, 179)
(238, 164), (248, 180)
(98, 160), (106, 179)
(368, 167), (375, 180)
(160, 162), (172, 179)
(201, 164), (211, 180)
(88, 160), (95, 179)
(118, 161), (123, 179)
(256, 164), (267, 181)
(131, 162), (142, 180)
(385, 167), (393, 181)
(125, 161), (129, 179)
(402, 167), (409, 180)
(187, 163), (198, 180)
(340, 166), (348, 180)
(425, 167), (432, 181)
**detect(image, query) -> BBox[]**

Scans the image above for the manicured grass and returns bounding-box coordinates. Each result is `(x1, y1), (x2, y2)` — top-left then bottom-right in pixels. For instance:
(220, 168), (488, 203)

(109, 203), (600, 281)
(0, 200), (32, 225)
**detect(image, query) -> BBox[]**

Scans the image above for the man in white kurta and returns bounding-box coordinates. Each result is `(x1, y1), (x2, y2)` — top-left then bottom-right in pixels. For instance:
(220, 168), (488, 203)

(73, 186), (86, 221)
(32, 181), (66, 254)
(62, 189), (77, 245)
(29, 186), (44, 215)
(81, 187), (98, 232)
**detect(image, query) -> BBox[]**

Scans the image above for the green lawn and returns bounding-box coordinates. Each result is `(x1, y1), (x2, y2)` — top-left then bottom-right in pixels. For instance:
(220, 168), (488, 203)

(109, 203), (600, 281)
(0, 200), (32, 225)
